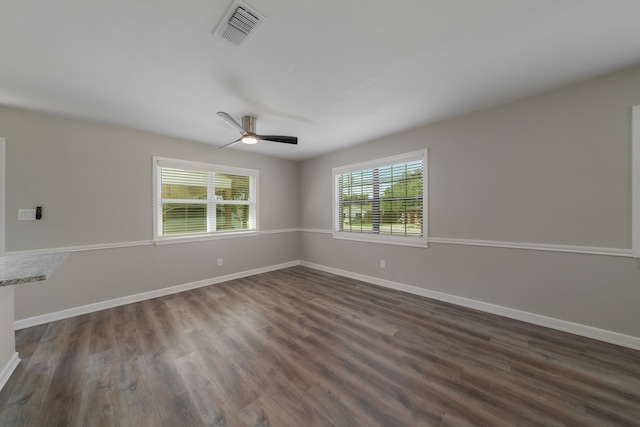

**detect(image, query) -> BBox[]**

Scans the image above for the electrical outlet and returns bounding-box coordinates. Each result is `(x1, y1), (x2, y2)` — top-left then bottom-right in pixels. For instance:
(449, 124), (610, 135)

(380, 259), (386, 269)
(218, 258), (223, 266)
(18, 209), (36, 220)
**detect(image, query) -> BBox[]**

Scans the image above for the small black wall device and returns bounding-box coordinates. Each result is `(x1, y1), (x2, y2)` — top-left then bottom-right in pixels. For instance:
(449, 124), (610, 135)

(36, 206), (42, 220)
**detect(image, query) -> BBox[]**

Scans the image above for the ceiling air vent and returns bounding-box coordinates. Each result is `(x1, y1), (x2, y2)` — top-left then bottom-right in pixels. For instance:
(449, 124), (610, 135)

(214, 0), (264, 46)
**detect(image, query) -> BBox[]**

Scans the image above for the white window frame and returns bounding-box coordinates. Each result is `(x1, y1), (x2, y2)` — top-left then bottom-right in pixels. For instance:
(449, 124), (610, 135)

(153, 156), (258, 244)
(0, 138), (4, 255)
(633, 105), (640, 258)
(332, 149), (428, 248)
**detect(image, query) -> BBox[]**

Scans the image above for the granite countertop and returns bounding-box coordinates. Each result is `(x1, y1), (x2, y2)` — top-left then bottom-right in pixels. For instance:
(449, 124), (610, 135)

(0, 252), (69, 286)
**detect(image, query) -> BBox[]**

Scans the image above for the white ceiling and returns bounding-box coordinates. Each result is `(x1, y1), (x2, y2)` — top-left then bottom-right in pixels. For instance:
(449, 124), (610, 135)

(1, 0), (640, 161)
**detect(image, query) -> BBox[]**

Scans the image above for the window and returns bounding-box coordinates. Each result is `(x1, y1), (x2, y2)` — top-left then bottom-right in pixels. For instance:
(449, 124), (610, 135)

(333, 150), (427, 247)
(153, 157), (258, 241)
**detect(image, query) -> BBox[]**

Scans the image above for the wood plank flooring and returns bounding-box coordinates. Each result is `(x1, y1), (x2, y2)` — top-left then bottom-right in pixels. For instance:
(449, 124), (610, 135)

(1, 266), (639, 426)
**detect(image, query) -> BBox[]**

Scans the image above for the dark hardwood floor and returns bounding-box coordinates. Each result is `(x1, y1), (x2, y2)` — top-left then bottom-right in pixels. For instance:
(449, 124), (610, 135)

(1, 266), (639, 426)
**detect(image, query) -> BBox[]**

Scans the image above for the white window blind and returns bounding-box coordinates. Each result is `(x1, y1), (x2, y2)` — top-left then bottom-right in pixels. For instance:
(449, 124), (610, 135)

(333, 150), (427, 247)
(153, 157), (258, 241)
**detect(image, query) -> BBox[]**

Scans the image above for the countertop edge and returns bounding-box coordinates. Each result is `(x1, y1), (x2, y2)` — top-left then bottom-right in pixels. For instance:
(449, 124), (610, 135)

(0, 252), (69, 287)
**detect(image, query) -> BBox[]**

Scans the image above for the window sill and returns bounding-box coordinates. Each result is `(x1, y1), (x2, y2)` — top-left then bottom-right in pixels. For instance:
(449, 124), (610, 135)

(154, 230), (259, 246)
(332, 232), (428, 248)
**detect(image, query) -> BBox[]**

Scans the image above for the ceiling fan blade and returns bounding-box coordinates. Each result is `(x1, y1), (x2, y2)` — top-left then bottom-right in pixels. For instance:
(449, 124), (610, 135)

(217, 137), (242, 149)
(216, 112), (246, 134)
(257, 135), (298, 145)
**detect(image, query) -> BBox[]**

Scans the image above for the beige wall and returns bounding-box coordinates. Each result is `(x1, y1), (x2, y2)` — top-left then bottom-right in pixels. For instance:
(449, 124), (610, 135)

(14, 233), (299, 319)
(0, 138), (12, 376)
(300, 65), (640, 338)
(0, 286), (15, 375)
(3, 65), (640, 342)
(0, 107), (300, 319)
(2, 107), (300, 250)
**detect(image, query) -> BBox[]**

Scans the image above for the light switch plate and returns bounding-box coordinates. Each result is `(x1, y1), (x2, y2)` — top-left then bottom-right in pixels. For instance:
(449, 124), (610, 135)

(19, 209), (36, 220)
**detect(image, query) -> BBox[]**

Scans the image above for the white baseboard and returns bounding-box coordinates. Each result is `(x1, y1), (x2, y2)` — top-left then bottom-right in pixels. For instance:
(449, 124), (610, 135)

(0, 352), (20, 393)
(299, 261), (640, 351)
(14, 261), (300, 330)
(14, 259), (640, 351)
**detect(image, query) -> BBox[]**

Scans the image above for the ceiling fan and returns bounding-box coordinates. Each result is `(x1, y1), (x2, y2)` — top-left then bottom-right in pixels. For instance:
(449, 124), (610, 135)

(216, 112), (298, 149)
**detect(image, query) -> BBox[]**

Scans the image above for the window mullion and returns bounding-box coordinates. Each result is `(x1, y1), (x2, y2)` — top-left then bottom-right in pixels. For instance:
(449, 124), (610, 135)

(161, 198), (208, 204)
(337, 175), (343, 232)
(207, 172), (216, 233)
(372, 168), (380, 233)
(248, 175), (257, 229)
(156, 165), (163, 237)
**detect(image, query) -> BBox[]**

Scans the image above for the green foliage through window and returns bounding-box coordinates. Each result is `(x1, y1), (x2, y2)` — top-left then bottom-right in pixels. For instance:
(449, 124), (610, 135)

(334, 151), (426, 243)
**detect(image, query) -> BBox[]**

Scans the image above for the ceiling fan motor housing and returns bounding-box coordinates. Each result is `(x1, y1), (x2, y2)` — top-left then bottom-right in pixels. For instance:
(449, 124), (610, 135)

(242, 116), (256, 133)
(216, 111), (297, 148)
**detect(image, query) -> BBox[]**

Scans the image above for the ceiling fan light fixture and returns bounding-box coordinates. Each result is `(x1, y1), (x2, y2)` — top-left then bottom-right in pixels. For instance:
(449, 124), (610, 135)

(217, 112), (297, 149)
(241, 135), (258, 144)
